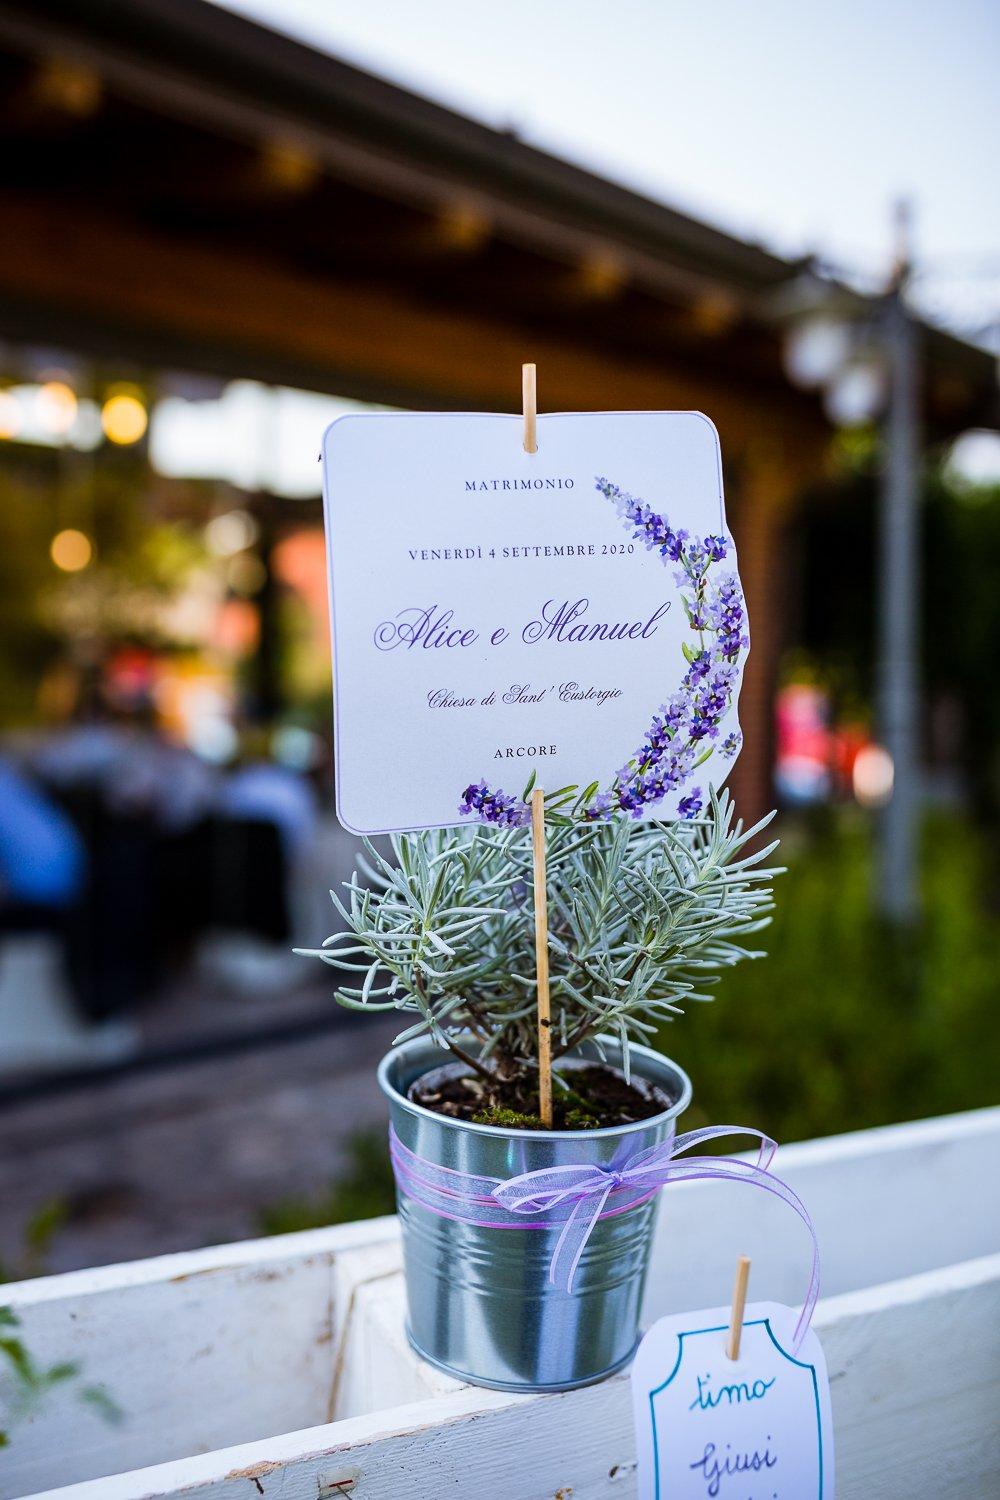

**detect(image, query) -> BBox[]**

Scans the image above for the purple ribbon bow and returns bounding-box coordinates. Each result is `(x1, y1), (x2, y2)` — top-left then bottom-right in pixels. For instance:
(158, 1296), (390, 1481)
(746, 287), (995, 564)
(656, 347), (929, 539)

(390, 1123), (820, 1350)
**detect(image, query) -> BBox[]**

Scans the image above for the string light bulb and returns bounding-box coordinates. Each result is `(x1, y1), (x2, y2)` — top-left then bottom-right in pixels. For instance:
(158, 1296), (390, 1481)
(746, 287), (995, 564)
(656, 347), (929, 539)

(50, 529), (93, 572)
(37, 381), (78, 435)
(102, 391), (148, 445)
(0, 390), (21, 440)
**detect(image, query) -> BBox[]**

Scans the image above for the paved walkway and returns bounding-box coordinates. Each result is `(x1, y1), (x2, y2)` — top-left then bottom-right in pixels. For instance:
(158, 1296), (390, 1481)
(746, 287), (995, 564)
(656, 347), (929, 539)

(0, 1011), (399, 1277)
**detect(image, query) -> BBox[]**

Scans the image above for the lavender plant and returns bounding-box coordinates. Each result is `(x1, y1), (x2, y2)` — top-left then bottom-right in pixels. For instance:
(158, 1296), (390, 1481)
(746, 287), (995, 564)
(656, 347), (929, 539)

(299, 788), (779, 1104)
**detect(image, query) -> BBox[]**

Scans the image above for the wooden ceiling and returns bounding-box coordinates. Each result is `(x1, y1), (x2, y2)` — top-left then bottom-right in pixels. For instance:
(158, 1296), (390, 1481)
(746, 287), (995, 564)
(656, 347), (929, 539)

(0, 0), (993, 454)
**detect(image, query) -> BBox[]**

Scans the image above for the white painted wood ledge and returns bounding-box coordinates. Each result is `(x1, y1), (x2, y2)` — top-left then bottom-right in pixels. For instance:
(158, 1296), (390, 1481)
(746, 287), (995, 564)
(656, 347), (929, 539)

(2, 1107), (999, 1500)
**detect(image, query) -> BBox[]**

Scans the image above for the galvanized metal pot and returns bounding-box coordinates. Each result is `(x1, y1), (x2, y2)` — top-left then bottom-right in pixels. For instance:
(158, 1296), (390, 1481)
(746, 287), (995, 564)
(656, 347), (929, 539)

(378, 1036), (692, 1392)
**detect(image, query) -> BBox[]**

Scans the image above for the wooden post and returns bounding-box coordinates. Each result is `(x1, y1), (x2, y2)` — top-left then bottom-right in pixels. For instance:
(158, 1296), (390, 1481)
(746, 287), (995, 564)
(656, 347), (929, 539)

(522, 362), (537, 453)
(726, 1256), (751, 1360)
(727, 446), (801, 829)
(530, 787), (553, 1127)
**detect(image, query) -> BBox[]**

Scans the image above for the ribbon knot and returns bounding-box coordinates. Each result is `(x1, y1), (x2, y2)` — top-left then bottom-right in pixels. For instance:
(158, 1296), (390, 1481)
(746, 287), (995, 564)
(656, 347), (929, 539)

(389, 1121), (819, 1351)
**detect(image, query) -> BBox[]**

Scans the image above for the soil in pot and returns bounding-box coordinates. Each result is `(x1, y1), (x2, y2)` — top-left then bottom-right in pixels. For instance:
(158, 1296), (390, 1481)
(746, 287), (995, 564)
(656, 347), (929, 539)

(409, 1060), (675, 1130)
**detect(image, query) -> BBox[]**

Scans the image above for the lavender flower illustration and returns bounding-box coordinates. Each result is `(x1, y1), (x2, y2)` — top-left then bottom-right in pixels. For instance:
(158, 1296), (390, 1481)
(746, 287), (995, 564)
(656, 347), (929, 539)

(459, 476), (747, 827)
(459, 780), (531, 828)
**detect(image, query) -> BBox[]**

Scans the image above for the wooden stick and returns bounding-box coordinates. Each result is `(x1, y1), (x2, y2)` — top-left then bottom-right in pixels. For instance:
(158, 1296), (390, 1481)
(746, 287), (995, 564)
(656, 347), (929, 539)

(726, 1256), (751, 1360)
(530, 787), (552, 1127)
(522, 362), (537, 454)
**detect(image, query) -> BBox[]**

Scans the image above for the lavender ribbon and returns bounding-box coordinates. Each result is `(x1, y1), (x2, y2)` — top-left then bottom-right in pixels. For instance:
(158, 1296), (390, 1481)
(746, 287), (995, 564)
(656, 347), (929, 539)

(390, 1123), (820, 1350)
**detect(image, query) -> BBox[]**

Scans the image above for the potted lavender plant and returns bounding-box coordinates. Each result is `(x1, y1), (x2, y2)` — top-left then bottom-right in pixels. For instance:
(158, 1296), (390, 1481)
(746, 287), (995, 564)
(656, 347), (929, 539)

(300, 789), (779, 1391)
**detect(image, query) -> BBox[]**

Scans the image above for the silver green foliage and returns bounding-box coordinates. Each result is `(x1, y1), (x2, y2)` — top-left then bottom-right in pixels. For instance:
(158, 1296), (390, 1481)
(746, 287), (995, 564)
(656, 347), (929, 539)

(298, 789), (780, 1081)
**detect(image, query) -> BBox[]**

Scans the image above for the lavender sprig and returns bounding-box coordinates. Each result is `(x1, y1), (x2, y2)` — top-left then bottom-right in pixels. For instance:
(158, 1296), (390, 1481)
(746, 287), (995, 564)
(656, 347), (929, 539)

(459, 780), (530, 829)
(459, 478), (747, 829)
(585, 478), (747, 822)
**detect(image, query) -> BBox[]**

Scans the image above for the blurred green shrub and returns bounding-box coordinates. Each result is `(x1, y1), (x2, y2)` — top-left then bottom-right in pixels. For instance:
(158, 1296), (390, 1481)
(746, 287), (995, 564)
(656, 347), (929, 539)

(259, 1128), (395, 1235)
(665, 807), (1000, 1142)
(0, 1201), (69, 1286)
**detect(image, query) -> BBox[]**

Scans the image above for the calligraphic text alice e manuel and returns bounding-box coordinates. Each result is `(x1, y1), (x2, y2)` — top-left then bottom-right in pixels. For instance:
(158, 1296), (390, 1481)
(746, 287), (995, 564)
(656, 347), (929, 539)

(374, 598), (671, 652)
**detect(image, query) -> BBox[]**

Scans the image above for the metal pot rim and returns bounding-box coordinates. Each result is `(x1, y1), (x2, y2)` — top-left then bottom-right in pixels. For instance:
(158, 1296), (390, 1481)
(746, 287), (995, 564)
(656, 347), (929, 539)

(377, 1033), (692, 1142)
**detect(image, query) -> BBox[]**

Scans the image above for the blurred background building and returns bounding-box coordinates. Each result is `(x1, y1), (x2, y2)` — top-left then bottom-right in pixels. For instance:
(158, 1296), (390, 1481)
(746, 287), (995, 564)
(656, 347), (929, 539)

(0, 0), (997, 1274)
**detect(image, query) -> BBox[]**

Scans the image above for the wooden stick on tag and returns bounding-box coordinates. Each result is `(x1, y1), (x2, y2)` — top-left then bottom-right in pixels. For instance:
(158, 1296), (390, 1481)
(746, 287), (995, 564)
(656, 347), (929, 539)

(726, 1256), (751, 1360)
(522, 362), (537, 454)
(530, 787), (553, 1127)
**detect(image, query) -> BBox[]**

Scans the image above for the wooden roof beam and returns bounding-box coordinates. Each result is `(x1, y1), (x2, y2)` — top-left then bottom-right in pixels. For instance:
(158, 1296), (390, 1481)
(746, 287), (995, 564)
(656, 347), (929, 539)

(0, 190), (828, 460)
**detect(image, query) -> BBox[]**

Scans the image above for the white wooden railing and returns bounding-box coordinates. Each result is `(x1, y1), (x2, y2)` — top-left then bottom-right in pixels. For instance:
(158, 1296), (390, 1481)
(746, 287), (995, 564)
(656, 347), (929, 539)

(3, 1107), (999, 1500)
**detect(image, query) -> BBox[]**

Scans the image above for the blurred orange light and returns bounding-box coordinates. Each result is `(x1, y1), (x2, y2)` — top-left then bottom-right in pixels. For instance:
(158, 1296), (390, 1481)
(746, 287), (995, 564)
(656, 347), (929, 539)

(691, 291), (739, 337)
(0, 390), (21, 440)
(853, 745), (894, 808)
(102, 393), (148, 444)
(50, 529), (93, 572)
(575, 249), (627, 300)
(37, 380), (78, 435)
(437, 200), (491, 253)
(214, 598), (260, 657)
(34, 58), (102, 118)
(260, 140), (321, 193)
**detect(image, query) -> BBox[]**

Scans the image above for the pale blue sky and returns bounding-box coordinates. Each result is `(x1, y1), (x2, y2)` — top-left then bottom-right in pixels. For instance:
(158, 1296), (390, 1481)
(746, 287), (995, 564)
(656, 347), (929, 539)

(215, 0), (999, 338)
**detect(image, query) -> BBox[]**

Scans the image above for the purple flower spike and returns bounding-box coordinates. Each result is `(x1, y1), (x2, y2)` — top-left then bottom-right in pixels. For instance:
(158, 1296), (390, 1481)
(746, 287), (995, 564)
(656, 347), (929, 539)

(583, 791), (614, 822)
(678, 788), (704, 819)
(459, 781), (530, 829)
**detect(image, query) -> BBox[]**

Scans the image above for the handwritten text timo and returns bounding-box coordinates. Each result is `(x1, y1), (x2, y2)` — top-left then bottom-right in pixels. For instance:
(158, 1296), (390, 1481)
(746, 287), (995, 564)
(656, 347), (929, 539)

(687, 1371), (778, 1498)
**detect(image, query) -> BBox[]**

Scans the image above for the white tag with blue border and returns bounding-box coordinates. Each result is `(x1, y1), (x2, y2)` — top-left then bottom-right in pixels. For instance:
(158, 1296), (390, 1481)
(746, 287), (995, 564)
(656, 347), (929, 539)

(631, 1301), (834, 1499)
